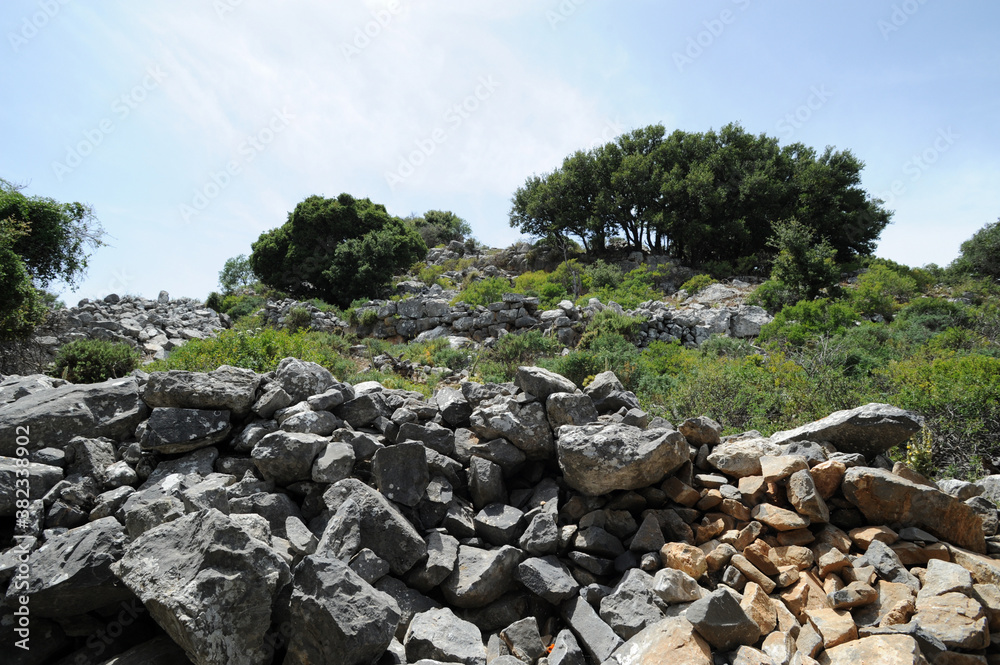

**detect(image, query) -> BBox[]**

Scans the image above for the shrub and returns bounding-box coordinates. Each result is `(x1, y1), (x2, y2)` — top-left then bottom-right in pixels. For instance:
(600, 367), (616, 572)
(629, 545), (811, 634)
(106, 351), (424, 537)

(851, 263), (918, 320)
(586, 260), (623, 289)
(218, 254), (254, 294)
(475, 331), (561, 383)
(952, 218), (1000, 279)
(542, 333), (641, 389)
(758, 299), (858, 347)
(589, 265), (662, 309)
(680, 274), (716, 296)
(895, 297), (971, 333)
(767, 219), (840, 301)
(577, 310), (645, 349)
(452, 276), (511, 307)
(746, 279), (800, 314)
(285, 306), (312, 332)
(50, 339), (141, 383)
(205, 291), (224, 313)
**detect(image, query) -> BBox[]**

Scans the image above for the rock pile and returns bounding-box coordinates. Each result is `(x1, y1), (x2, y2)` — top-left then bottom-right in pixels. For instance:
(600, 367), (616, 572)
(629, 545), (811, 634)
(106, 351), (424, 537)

(256, 298), (350, 333)
(2, 363), (999, 664)
(32, 291), (225, 363)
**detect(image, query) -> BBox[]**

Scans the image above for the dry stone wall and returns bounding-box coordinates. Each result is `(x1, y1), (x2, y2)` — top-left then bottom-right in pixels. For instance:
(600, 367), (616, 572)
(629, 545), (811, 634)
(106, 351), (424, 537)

(2, 362), (999, 663)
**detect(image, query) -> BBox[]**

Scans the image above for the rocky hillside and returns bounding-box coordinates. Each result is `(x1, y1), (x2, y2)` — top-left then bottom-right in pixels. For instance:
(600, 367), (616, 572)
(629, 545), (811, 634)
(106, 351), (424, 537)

(2, 361), (1000, 663)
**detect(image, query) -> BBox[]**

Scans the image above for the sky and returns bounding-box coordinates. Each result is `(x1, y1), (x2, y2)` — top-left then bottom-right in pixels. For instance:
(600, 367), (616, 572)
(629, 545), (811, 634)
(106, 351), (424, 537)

(2, 0), (998, 302)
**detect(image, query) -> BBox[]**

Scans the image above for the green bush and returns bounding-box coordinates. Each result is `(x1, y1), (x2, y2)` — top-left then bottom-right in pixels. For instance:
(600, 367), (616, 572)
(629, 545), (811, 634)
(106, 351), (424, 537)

(589, 265), (662, 309)
(758, 299), (858, 347)
(285, 306), (312, 332)
(402, 337), (473, 371)
(475, 331), (561, 383)
(951, 218), (1000, 279)
(452, 277), (511, 307)
(50, 339), (141, 383)
(767, 219), (840, 301)
(585, 260), (623, 289)
(746, 279), (800, 314)
(680, 274), (716, 296)
(851, 263), (918, 320)
(578, 309), (645, 349)
(542, 333), (641, 389)
(205, 291), (224, 313)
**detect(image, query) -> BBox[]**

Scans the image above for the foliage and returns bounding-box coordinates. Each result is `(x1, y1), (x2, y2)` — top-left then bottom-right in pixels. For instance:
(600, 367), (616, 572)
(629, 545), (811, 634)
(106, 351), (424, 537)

(407, 210), (472, 248)
(452, 277), (511, 308)
(250, 193), (427, 308)
(952, 218), (1000, 278)
(588, 265), (663, 309)
(399, 337), (473, 371)
(0, 178), (106, 288)
(585, 259), (623, 289)
(50, 339), (140, 383)
(767, 219), (840, 301)
(285, 306), (312, 332)
(475, 331), (562, 383)
(0, 218), (46, 340)
(513, 270), (568, 308)
(746, 279), (800, 314)
(542, 333), (641, 389)
(577, 310), (645, 349)
(417, 264), (451, 289)
(758, 299), (858, 347)
(219, 254), (254, 294)
(509, 123), (891, 268)
(851, 263), (918, 320)
(680, 274), (715, 296)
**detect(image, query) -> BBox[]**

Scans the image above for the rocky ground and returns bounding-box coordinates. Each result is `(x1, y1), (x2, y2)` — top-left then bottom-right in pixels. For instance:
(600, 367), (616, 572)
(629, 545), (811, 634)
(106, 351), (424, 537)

(2, 362), (1000, 664)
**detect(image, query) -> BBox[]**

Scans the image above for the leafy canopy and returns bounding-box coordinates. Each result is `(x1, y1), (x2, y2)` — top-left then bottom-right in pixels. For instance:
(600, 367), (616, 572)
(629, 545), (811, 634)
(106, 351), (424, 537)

(250, 193), (427, 308)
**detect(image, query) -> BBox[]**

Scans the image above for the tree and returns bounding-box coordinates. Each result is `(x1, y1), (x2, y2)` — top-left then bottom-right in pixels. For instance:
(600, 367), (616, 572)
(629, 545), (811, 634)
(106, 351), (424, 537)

(767, 219), (840, 300)
(407, 210), (472, 248)
(0, 217), (46, 340)
(218, 254), (254, 294)
(250, 193), (427, 308)
(0, 178), (105, 287)
(952, 219), (1000, 278)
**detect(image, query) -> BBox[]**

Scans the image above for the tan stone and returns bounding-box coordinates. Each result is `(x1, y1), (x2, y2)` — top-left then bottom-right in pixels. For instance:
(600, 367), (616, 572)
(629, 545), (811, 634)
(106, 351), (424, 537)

(891, 541), (949, 566)
(770, 545), (814, 571)
(776, 527), (815, 547)
(823, 574), (844, 595)
(760, 455), (809, 482)
(733, 521), (764, 551)
(827, 581), (877, 609)
(914, 591), (989, 650)
(660, 542), (708, 579)
(741, 581), (778, 635)
(720, 497), (751, 522)
(780, 571), (831, 622)
(771, 594), (800, 632)
(662, 476), (701, 508)
(810, 460), (847, 499)
(743, 539), (780, 576)
(608, 616), (712, 665)
(695, 488), (722, 511)
(948, 544), (1000, 585)
(891, 461), (937, 488)
(849, 525), (899, 550)
(776, 566), (799, 588)
(731, 646), (773, 665)
(751, 504), (810, 531)
(815, 545), (852, 578)
(842, 467), (987, 553)
(971, 583), (1000, 631)
(706, 543), (737, 574)
(761, 630), (795, 665)
(816, 634), (927, 665)
(841, 564), (876, 586)
(738, 475), (767, 504)
(694, 516), (727, 545)
(853, 579), (915, 628)
(796, 620), (824, 658)
(813, 524), (853, 554)
(878, 598), (916, 627)
(805, 607), (858, 648)
(731, 554), (776, 594)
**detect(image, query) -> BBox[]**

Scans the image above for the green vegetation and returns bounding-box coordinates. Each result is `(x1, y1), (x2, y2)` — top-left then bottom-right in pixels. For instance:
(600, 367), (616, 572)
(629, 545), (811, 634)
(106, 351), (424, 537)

(218, 254), (254, 294)
(250, 193), (426, 308)
(680, 274), (716, 296)
(452, 276), (511, 307)
(406, 210), (472, 248)
(50, 339), (140, 383)
(952, 218), (1000, 278)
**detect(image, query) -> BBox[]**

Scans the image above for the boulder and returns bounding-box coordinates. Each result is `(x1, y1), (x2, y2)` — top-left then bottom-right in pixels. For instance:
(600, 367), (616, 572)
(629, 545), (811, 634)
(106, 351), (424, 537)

(584, 371), (640, 413)
(142, 366), (261, 416)
(685, 589), (761, 652)
(111, 509), (292, 665)
(515, 366), (577, 399)
(440, 545), (523, 608)
(607, 617), (712, 665)
(405, 607), (486, 665)
(140, 407), (232, 454)
(706, 438), (783, 478)
(546, 392), (599, 429)
(599, 569), (667, 640)
(842, 467), (987, 553)
(273, 357), (336, 401)
(517, 555), (579, 604)
(0, 457), (63, 516)
(373, 442), (430, 507)
(0, 377), (148, 455)
(770, 403), (922, 460)
(816, 634), (929, 665)
(251, 431), (327, 485)
(561, 595), (624, 663)
(557, 424), (687, 496)
(470, 397), (554, 460)
(284, 555), (401, 665)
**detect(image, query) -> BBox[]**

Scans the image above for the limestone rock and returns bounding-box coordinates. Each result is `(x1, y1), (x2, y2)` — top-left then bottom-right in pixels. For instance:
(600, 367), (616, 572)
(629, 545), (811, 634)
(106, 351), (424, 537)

(470, 396), (554, 460)
(607, 617), (712, 665)
(251, 431), (326, 485)
(140, 407), (232, 454)
(515, 366), (577, 399)
(770, 403), (922, 460)
(706, 438), (783, 478)
(142, 366), (261, 416)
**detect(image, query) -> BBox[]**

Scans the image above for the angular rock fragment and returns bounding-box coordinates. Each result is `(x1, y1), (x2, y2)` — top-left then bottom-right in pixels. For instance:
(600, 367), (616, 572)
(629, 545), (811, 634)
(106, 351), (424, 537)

(770, 403), (922, 460)
(405, 607), (486, 665)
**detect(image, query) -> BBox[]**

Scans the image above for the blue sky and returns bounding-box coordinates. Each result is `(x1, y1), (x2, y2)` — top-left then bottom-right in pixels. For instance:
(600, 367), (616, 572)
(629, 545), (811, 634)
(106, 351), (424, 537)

(2, 0), (998, 301)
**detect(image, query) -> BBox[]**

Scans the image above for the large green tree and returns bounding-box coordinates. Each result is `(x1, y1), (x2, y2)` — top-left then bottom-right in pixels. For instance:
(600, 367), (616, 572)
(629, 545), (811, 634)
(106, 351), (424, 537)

(510, 123), (891, 272)
(407, 210), (472, 248)
(250, 193), (426, 307)
(951, 218), (1000, 278)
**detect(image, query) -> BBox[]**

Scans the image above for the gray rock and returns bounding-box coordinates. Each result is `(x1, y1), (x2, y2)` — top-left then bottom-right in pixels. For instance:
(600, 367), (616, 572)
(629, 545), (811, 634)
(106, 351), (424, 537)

(142, 366), (261, 416)
(517, 555), (579, 604)
(124, 496), (187, 538)
(0, 376), (148, 455)
(280, 409), (341, 436)
(467, 438), (526, 474)
(232, 420), (278, 453)
(251, 431), (326, 485)
(548, 628), (586, 665)
(470, 396), (554, 461)
(284, 555), (400, 665)
(399, 422), (455, 456)
(678, 415), (722, 446)
(306, 384), (352, 411)
(3, 516), (132, 617)
(252, 385), (294, 419)
(323, 478), (427, 575)
(653, 567), (704, 604)
(685, 588), (761, 652)
(435, 387), (472, 427)
(557, 424), (688, 496)
(469, 456), (506, 509)
(787, 468), (830, 523)
(89, 485), (135, 521)
(349, 548), (390, 584)
(336, 392), (390, 428)
(376, 576), (443, 641)
(546, 392), (599, 429)
(285, 515), (318, 556)
(630, 513), (666, 554)
(599, 569), (667, 640)
(769, 403), (923, 460)
(937, 478), (982, 500)
(0, 457), (63, 516)
(229, 491), (301, 540)
(706, 437), (783, 478)
(315, 497), (363, 561)
(89, 635), (194, 665)
(112, 509), (291, 665)
(917, 558), (974, 600)
(500, 617), (545, 664)
(584, 371), (640, 413)
(515, 366), (577, 399)
(140, 407), (232, 454)
(574, 526), (625, 559)
(441, 545), (524, 608)
(274, 357), (336, 402)
(474, 503), (524, 546)
(406, 531), (460, 592)
(311, 441), (356, 484)
(858, 539), (920, 592)
(561, 595), (624, 663)
(519, 510), (559, 555)
(405, 607), (486, 665)
(373, 442), (430, 507)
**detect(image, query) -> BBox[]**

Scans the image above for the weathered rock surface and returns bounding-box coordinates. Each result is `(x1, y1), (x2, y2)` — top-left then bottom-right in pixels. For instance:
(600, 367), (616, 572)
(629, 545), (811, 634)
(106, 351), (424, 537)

(142, 366), (261, 416)
(770, 403), (923, 459)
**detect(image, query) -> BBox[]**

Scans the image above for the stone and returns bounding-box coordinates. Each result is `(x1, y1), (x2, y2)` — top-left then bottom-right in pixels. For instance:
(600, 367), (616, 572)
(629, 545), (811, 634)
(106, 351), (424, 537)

(398, 422), (455, 456)
(285, 555), (401, 665)
(561, 595), (624, 663)
(469, 456), (506, 509)
(0, 457), (63, 516)
(914, 591), (989, 649)
(828, 581), (878, 609)
(435, 387), (472, 427)
(336, 392), (390, 429)
(557, 424), (687, 496)
(546, 392), (599, 429)
(373, 442), (430, 507)
(517, 555), (579, 604)
(311, 441), (356, 483)
(548, 629), (586, 665)
(918, 558), (973, 599)
(140, 407), (232, 454)
(769, 403), (922, 460)
(0, 377), (148, 456)
(842, 467), (986, 553)
(584, 371), (640, 413)
(759, 455), (809, 482)
(252, 385), (294, 419)
(519, 509), (559, 555)
(859, 540), (920, 592)
(251, 431), (326, 485)
(405, 607), (486, 665)
(273, 357), (336, 401)
(678, 416), (721, 446)
(804, 608), (857, 648)
(440, 545), (523, 608)
(660, 542), (708, 579)
(740, 582), (777, 635)
(787, 469), (830, 523)
(112, 509), (291, 665)
(574, 526), (625, 558)
(652, 567), (703, 604)
(706, 438), (783, 478)
(599, 569), (667, 640)
(607, 617), (712, 665)
(349, 548), (390, 584)
(500, 617), (545, 664)
(4, 516), (131, 617)
(751, 503), (811, 531)
(142, 366), (261, 416)
(406, 532), (459, 592)
(630, 513), (666, 554)
(280, 409), (340, 436)
(816, 634), (928, 665)
(515, 366), (577, 399)
(323, 478), (427, 575)
(686, 589), (761, 652)
(470, 397), (554, 460)
(810, 459), (847, 499)
(375, 576), (442, 641)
